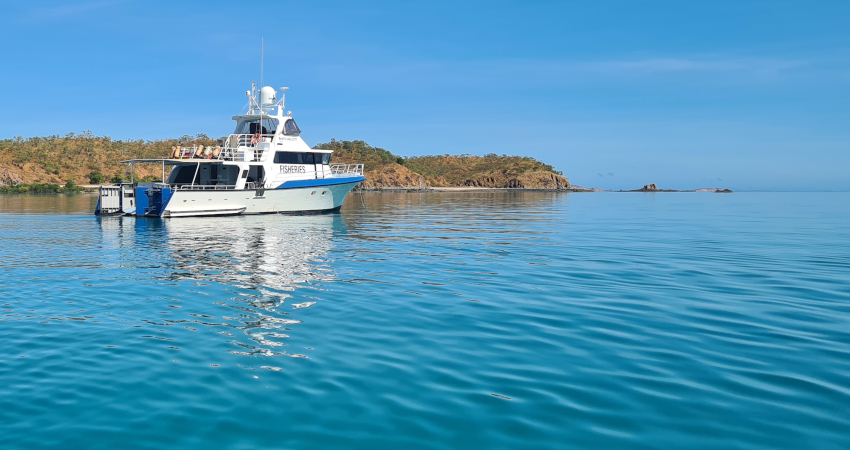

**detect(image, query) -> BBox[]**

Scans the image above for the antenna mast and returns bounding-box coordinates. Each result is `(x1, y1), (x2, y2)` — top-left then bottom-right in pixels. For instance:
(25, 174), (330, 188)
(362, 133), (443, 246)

(260, 38), (264, 91)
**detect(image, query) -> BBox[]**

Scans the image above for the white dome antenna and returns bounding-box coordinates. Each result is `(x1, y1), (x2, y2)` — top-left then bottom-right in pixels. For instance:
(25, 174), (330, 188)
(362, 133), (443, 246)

(260, 86), (276, 106)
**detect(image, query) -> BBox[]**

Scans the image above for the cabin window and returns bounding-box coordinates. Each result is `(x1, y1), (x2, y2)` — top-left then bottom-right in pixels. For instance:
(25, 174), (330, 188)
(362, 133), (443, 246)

(297, 153), (313, 164)
(236, 118), (278, 135)
(236, 122), (252, 134)
(274, 152), (330, 164)
(265, 118), (279, 134)
(241, 169), (248, 178)
(283, 119), (301, 136)
(274, 152), (296, 164)
(170, 166), (196, 184)
(247, 165), (264, 183)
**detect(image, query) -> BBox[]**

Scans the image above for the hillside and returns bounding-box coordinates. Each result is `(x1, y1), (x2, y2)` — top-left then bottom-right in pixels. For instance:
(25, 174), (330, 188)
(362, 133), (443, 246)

(314, 139), (571, 189)
(0, 132), (216, 186)
(0, 134), (570, 189)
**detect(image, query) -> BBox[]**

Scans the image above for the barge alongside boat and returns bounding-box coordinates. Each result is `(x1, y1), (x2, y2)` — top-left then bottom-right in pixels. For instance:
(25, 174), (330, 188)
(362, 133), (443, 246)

(95, 83), (364, 218)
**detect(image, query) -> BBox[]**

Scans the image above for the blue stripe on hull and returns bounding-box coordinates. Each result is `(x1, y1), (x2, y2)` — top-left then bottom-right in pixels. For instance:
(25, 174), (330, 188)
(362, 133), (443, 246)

(275, 176), (365, 189)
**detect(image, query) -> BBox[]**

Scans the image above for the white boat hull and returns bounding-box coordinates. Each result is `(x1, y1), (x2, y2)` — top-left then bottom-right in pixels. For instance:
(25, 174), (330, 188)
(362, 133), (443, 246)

(160, 180), (360, 217)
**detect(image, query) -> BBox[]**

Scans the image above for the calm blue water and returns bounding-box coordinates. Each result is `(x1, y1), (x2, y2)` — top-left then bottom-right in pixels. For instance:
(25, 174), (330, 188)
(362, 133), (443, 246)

(1, 192), (849, 449)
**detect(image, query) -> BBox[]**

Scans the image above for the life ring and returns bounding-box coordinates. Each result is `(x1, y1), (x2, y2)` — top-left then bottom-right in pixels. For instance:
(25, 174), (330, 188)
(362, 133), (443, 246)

(250, 133), (260, 145)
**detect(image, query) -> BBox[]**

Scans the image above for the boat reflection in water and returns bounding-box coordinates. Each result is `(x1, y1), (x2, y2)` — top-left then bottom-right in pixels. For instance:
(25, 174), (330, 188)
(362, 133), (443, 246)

(99, 213), (349, 359)
(164, 214), (348, 358)
(162, 214), (345, 290)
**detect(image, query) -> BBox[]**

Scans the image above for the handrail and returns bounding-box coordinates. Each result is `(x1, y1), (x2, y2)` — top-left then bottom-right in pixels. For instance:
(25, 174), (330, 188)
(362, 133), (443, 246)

(171, 134), (273, 162)
(154, 183), (237, 191)
(217, 133), (273, 162)
(174, 184), (238, 190)
(329, 163), (364, 177)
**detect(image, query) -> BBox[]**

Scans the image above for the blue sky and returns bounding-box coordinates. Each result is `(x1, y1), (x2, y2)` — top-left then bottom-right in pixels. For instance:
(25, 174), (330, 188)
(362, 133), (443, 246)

(1, 0), (848, 190)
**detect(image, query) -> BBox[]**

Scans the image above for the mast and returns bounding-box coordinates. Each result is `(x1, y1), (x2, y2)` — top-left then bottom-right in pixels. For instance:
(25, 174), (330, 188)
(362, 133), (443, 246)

(260, 37), (264, 91)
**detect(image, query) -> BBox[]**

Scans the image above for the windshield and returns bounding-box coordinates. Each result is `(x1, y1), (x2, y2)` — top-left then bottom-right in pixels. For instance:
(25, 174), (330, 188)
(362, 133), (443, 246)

(235, 118), (279, 135)
(283, 119), (301, 136)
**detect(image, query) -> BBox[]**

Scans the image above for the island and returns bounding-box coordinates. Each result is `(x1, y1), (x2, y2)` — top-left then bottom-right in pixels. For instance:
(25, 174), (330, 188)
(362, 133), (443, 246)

(1, 133), (732, 194)
(0, 134), (590, 192)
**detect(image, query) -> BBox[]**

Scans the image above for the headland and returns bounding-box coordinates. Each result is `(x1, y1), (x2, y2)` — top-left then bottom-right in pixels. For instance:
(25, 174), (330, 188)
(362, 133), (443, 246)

(1, 134), (731, 194)
(0, 134), (577, 192)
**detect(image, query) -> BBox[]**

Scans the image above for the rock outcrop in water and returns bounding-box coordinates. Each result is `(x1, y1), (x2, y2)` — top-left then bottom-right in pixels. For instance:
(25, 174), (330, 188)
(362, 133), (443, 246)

(621, 184), (733, 193)
(628, 183), (673, 192)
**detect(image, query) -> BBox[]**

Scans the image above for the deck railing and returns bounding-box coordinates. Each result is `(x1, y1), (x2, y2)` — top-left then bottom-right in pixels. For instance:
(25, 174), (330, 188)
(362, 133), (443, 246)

(171, 134), (273, 162)
(329, 164), (364, 177)
(153, 183), (237, 191)
(173, 184), (238, 190)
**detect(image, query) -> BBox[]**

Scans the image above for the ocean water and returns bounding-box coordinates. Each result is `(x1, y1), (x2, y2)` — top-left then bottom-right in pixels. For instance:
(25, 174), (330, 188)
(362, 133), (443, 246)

(1, 191), (849, 449)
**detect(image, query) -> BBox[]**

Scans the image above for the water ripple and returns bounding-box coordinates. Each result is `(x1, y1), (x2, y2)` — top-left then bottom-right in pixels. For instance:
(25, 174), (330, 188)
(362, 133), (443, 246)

(1, 192), (849, 449)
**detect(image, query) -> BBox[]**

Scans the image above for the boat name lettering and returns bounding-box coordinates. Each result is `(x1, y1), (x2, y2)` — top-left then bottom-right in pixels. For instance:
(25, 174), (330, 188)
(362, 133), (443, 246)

(280, 165), (307, 174)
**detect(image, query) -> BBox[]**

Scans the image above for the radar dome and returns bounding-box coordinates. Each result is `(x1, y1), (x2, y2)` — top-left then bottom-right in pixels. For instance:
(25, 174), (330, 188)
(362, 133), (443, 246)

(260, 86), (277, 106)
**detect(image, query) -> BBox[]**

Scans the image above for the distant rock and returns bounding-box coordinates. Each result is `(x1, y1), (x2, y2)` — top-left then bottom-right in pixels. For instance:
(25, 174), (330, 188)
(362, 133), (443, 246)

(624, 183), (680, 193)
(615, 185), (732, 193)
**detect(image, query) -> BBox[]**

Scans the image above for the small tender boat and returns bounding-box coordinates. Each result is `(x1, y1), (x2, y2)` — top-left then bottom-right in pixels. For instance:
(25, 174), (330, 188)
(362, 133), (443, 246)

(95, 83), (364, 217)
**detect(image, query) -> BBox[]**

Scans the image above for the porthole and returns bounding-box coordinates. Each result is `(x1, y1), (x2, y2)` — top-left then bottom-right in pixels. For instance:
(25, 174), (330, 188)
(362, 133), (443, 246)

(321, 191), (326, 196)
(311, 191), (316, 196)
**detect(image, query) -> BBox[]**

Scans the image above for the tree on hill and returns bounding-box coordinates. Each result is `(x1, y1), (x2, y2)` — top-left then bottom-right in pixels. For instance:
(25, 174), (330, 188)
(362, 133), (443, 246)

(89, 171), (105, 184)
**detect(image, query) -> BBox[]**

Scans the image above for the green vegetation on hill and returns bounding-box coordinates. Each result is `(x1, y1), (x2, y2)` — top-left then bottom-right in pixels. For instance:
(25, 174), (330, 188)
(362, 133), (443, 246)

(313, 139), (403, 172)
(1, 134), (570, 190)
(315, 139), (570, 189)
(0, 181), (84, 194)
(0, 132), (215, 186)
(403, 154), (566, 188)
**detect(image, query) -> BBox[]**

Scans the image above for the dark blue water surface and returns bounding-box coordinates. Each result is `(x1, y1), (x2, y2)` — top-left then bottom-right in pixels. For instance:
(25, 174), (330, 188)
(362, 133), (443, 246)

(1, 192), (849, 449)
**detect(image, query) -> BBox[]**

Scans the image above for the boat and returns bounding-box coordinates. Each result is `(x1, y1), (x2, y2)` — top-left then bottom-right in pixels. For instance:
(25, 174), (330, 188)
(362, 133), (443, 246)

(95, 83), (364, 217)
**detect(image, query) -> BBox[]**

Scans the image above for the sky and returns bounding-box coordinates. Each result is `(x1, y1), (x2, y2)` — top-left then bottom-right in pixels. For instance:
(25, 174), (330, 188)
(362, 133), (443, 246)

(0, 0), (848, 191)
